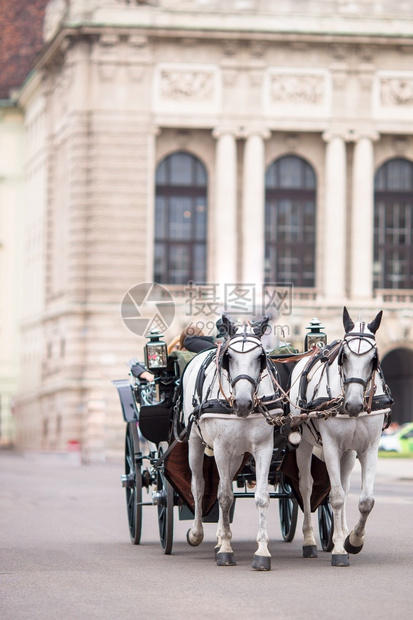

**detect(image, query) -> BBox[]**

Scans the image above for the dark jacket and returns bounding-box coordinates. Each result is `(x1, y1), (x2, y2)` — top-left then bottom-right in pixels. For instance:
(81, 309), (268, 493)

(183, 335), (215, 353)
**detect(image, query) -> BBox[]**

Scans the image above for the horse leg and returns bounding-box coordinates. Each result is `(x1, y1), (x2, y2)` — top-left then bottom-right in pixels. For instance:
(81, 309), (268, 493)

(297, 439), (318, 558)
(186, 433), (205, 547)
(340, 450), (357, 537)
(215, 455), (242, 559)
(323, 443), (350, 566)
(251, 442), (273, 571)
(214, 451), (240, 566)
(344, 446), (378, 555)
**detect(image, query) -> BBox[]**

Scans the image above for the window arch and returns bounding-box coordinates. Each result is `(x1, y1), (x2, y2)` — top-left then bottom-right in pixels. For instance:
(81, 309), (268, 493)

(374, 157), (413, 290)
(154, 151), (208, 285)
(265, 155), (316, 286)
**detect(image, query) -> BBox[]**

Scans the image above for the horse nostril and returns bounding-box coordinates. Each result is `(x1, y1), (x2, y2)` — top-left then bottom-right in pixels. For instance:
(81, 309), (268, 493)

(233, 399), (253, 417)
(345, 401), (363, 416)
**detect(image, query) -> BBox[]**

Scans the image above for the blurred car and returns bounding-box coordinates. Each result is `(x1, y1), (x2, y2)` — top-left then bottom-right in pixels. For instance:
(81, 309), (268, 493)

(379, 422), (413, 454)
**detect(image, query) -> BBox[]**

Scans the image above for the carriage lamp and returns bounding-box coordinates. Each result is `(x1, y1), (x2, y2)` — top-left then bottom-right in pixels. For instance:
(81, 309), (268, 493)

(304, 318), (327, 351)
(144, 331), (168, 371)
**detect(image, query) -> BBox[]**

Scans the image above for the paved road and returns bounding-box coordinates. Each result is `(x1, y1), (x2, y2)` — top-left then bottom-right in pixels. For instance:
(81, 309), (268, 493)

(1, 450), (412, 620)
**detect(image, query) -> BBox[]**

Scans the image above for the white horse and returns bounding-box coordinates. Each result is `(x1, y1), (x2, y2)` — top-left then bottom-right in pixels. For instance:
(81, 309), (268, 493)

(182, 316), (283, 570)
(289, 307), (393, 567)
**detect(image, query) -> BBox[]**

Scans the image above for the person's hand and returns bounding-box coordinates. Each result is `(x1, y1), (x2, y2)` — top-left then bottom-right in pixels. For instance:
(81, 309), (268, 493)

(139, 370), (154, 382)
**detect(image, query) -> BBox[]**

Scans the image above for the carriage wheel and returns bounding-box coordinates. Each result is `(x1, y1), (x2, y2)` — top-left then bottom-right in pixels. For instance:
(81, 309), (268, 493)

(124, 423), (143, 545)
(318, 498), (334, 552)
(278, 473), (298, 542)
(156, 448), (174, 555)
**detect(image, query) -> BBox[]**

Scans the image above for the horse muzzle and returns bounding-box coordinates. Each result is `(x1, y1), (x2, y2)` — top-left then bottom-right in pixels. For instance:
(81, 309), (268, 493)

(233, 399), (253, 418)
(343, 400), (363, 416)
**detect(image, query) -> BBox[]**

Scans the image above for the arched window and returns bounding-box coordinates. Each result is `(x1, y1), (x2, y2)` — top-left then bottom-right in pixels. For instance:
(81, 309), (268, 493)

(265, 155), (316, 286)
(154, 152), (208, 285)
(374, 158), (413, 290)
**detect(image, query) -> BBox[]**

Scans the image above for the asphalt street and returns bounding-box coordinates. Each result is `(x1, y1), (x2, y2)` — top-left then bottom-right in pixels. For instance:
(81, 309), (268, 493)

(1, 450), (412, 620)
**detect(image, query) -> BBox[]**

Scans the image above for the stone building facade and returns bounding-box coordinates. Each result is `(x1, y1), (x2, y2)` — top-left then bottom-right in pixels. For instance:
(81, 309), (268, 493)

(2, 0), (413, 459)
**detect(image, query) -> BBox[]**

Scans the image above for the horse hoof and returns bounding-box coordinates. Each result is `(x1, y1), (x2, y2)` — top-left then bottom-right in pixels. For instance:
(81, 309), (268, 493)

(331, 553), (350, 567)
(344, 535), (364, 555)
(216, 552), (236, 566)
(186, 529), (202, 547)
(214, 546), (220, 559)
(303, 545), (318, 558)
(252, 555), (271, 571)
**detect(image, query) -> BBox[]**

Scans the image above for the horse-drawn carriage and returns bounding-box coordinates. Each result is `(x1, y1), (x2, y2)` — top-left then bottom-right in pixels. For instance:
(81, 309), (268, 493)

(113, 309), (393, 568)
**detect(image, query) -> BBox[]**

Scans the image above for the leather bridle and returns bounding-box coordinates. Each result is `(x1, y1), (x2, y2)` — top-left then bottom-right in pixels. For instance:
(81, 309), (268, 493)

(219, 332), (267, 403)
(338, 331), (378, 392)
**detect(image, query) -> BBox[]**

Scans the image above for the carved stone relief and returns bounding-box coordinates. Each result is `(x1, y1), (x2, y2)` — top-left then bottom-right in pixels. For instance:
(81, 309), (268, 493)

(271, 74), (325, 105)
(380, 77), (413, 106)
(160, 70), (214, 101)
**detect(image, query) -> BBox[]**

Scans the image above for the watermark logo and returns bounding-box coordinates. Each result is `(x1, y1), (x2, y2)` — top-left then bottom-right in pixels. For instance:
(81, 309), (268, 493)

(185, 282), (292, 317)
(121, 281), (293, 337)
(121, 283), (175, 336)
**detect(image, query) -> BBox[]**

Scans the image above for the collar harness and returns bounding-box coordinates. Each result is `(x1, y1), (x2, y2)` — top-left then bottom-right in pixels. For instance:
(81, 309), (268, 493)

(298, 328), (393, 422)
(191, 332), (283, 422)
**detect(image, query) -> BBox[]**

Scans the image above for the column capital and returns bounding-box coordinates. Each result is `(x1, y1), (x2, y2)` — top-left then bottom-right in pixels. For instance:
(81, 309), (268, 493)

(213, 126), (271, 140)
(322, 130), (349, 143)
(212, 126), (238, 140)
(348, 130), (380, 143)
(239, 126), (271, 140)
(322, 128), (380, 143)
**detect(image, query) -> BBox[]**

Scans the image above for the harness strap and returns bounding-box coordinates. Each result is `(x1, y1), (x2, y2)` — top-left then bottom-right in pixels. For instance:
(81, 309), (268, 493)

(270, 348), (314, 364)
(344, 332), (376, 339)
(298, 343), (340, 408)
(231, 374), (257, 388)
(343, 377), (368, 387)
(215, 342), (233, 404)
(193, 349), (217, 407)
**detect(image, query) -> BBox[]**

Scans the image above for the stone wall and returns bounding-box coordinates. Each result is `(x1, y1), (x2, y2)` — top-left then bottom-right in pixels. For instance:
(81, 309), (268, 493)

(9, 0), (413, 458)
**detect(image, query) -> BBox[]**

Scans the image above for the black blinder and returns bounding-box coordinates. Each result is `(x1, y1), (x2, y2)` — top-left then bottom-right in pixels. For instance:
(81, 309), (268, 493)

(221, 350), (230, 373)
(337, 345), (344, 367)
(220, 348), (266, 375)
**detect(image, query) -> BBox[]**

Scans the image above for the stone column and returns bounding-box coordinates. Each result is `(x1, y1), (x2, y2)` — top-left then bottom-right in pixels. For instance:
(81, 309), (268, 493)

(322, 133), (347, 301)
(145, 126), (159, 282)
(350, 134), (377, 300)
(212, 129), (238, 287)
(242, 130), (269, 298)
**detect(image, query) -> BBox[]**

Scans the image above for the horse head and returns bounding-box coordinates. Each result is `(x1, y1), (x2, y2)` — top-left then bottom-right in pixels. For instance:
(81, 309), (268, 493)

(340, 307), (382, 416)
(221, 317), (269, 418)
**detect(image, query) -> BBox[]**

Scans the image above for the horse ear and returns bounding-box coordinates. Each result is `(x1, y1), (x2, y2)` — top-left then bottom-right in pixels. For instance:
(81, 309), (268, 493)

(220, 314), (238, 338)
(343, 307), (355, 333)
(252, 316), (270, 338)
(367, 310), (383, 334)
